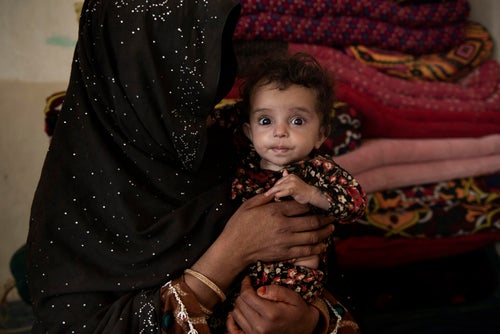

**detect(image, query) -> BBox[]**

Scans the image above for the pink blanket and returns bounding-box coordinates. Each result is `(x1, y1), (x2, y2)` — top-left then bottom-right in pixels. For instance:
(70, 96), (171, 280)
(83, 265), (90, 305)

(334, 135), (500, 192)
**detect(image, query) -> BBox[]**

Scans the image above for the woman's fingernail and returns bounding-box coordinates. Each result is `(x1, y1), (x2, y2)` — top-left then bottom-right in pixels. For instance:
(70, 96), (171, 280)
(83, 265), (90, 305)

(257, 286), (266, 296)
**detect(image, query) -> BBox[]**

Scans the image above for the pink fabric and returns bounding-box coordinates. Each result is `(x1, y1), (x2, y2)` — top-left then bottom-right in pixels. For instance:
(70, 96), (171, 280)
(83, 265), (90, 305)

(234, 14), (465, 54)
(353, 155), (500, 193)
(336, 135), (500, 173)
(234, 0), (469, 54)
(290, 43), (500, 102)
(239, 0), (470, 27)
(286, 43), (500, 138)
(334, 135), (500, 192)
(337, 82), (500, 138)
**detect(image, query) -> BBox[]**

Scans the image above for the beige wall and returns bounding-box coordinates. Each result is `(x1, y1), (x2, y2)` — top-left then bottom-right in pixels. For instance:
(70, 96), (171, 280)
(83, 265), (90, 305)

(0, 0), (79, 82)
(1, 0), (499, 300)
(470, 0), (500, 60)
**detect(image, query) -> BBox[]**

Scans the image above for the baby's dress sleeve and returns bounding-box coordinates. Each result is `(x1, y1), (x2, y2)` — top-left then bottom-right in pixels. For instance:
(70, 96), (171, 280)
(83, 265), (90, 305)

(308, 155), (367, 223)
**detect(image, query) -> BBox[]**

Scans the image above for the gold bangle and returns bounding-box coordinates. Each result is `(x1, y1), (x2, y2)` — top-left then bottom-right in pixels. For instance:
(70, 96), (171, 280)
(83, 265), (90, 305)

(184, 268), (227, 302)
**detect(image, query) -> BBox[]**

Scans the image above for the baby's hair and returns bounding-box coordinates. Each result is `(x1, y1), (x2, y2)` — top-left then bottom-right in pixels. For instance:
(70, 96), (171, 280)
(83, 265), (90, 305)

(239, 52), (334, 132)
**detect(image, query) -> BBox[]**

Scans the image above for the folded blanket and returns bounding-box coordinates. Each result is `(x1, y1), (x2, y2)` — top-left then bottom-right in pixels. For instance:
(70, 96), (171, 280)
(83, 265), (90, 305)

(285, 43), (500, 138)
(336, 173), (500, 239)
(289, 43), (500, 110)
(335, 81), (500, 138)
(344, 21), (493, 82)
(238, 0), (470, 28)
(240, 0), (470, 27)
(234, 41), (500, 101)
(353, 155), (500, 193)
(234, 13), (466, 54)
(335, 135), (500, 174)
(334, 66), (500, 114)
(334, 135), (500, 192)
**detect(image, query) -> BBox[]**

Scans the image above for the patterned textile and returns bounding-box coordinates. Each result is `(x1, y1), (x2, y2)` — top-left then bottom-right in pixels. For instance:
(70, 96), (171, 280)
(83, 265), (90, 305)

(344, 21), (493, 82)
(290, 43), (500, 112)
(248, 260), (325, 304)
(231, 153), (366, 221)
(339, 173), (500, 239)
(320, 102), (363, 157)
(288, 43), (500, 138)
(231, 150), (367, 304)
(238, 0), (470, 27)
(234, 0), (469, 54)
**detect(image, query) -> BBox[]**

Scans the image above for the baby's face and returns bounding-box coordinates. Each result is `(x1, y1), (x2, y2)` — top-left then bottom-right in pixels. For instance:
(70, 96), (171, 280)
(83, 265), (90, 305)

(244, 83), (326, 171)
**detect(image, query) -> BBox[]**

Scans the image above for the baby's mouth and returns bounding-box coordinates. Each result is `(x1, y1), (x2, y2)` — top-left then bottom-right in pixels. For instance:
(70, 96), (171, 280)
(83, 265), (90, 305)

(271, 146), (290, 153)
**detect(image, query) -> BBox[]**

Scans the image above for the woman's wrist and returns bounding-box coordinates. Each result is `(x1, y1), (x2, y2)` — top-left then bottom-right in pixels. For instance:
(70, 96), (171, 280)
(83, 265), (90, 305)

(311, 299), (330, 334)
(183, 272), (221, 310)
(183, 233), (246, 309)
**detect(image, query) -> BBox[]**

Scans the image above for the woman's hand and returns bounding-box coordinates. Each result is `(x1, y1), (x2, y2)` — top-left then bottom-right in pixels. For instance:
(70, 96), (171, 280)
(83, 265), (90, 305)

(227, 276), (320, 334)
(223, 193), (334, 268)
(187, 194), (334, 309)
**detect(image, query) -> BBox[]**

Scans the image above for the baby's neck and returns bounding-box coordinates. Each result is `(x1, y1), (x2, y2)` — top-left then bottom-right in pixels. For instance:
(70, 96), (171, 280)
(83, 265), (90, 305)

(260, 159), (302, 172)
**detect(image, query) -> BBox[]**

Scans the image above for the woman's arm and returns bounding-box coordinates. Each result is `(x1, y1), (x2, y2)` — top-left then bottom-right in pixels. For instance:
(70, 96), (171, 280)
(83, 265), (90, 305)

(157, 194), (335, 333)
(185, 193), (335, 310)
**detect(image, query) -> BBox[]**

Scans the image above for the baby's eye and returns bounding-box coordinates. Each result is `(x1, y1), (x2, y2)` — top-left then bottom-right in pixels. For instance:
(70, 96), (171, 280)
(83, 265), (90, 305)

(258, 117), (271, 125)
(290, 117), (304, 125)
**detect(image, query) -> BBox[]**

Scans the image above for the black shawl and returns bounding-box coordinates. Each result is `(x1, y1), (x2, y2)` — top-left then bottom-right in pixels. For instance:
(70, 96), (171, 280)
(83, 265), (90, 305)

(27, 0), (241, 332)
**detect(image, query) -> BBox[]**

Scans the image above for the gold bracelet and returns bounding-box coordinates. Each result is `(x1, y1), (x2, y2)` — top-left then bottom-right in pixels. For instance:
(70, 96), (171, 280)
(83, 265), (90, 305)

(184, 268), (227, 302)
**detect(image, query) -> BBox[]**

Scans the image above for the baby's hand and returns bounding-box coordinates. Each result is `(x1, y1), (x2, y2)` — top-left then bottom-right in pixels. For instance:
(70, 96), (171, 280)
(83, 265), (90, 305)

(293, 255), (320, 269)
(265, 170), (319, 205)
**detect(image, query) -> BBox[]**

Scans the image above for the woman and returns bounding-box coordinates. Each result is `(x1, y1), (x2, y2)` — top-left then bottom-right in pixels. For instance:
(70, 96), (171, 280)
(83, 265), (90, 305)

(27, 1), (348, 333)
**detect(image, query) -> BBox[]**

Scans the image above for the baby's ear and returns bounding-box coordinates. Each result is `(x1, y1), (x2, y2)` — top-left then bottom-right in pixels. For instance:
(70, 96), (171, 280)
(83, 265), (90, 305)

(242, 123), (252, 141)
(315, 126), (330, 149)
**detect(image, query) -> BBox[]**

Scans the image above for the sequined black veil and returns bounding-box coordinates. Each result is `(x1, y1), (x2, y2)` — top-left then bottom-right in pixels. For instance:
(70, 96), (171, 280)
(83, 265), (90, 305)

(27, 0), (241, 332)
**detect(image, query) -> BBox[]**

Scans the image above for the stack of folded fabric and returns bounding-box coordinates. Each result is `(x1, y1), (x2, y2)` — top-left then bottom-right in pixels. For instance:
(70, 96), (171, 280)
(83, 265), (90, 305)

(231, 0), (500, 269)
(233, 0), (470, 54)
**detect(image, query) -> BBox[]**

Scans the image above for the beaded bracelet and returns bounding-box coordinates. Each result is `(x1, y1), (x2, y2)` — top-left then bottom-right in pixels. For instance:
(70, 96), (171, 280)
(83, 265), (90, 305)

(184, 268), (227, 302)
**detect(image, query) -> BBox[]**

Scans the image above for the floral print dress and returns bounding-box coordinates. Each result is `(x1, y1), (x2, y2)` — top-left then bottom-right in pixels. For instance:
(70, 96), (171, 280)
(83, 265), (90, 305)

(231, 148), (366, 303)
